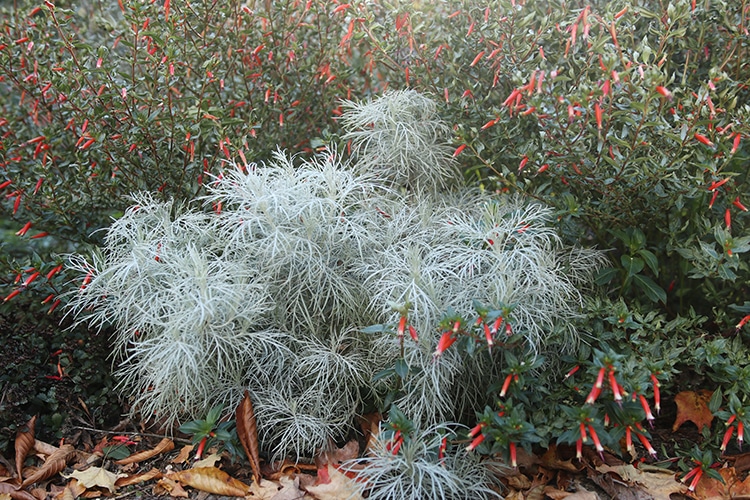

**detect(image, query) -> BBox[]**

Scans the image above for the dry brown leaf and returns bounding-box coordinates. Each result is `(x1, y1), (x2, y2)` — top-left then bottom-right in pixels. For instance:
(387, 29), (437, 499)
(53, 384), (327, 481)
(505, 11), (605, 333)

(673, 390), (714, 432)
(271, 475), (308, 500)
(317, 440), (359, 469)
(28, 488), (45, 500)
(168, 466), (250, 497)
(171, 445), (194, 464)
(114, 468), (162, 487)
(154, 477), (189, 498)
(692, 466), (750, 499)
(192, 453), (221, 469)
(304, 465), (363, 500)
(235, 390), (262, 482)
(53, 478), (85, 500)
(32, 440), (58, 457)
(247, 478), (285, 499)
(63, 467), (126, 493)
(115, 437), (174, 465)
(15, 416), (36, 481)
(596, 464), (685, 500)
(542, 485), (571, 499)
(21, 444), (74, 488)
(0, 483), (37, 500)
(0, 493), (11, 500)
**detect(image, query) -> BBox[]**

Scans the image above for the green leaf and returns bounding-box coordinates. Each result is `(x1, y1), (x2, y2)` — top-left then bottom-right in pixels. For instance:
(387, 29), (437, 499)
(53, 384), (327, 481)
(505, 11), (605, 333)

(394, 358), (409, 380)
(102, 444), (131, 461)
(372, 368), (396, 383)
(633, 275), (667, 303)
(637, 249), (659, 277)
(594, 267), (618, 286)
(708, 387), (723, 414)
(361, 324), (386, 334)
(621, 255), (645, 277)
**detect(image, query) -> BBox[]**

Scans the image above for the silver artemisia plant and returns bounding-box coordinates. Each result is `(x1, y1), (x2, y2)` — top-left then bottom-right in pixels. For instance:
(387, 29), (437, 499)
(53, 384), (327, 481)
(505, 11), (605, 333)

(66, 91), (605, 468)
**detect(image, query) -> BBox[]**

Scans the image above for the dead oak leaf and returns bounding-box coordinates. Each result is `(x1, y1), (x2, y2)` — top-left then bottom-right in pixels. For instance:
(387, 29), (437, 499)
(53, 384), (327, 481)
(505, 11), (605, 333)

(63, 466), (126, 493)
(673, 390), (714, 432)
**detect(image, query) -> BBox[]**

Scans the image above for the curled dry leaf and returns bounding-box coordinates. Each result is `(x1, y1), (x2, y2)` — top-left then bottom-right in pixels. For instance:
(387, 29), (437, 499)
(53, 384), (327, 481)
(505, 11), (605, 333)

(235, 390), (262, 482)
(114, 468), (162, 487)
(21, 444), (75, 488)
(15, 416), (36, 480)
(168, 467), (250, 497)
(115, 437), (174, 465)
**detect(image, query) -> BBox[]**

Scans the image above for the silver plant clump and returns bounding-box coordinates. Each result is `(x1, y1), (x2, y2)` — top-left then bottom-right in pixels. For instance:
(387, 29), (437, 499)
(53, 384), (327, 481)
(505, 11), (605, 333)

(341, 89), (461, 194)
(342, 424), (503, 500)
(66, 90), (605, 465)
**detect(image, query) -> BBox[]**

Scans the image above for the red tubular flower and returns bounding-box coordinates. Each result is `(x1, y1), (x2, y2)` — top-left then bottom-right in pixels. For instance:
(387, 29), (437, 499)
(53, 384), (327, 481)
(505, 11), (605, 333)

(15, 221), (32, 236)
(576, 438), (583, 459)
(694, 133), (714, 147)
(688, 468), (703, 491)
(509, 442), (517, 467)
(452, 144), (467, 157)
(625, 426), (633, 452)
(579, 422), (588, 443)
(565, 365), (580, 379)
(4, 289), (22, 302)
(499, 373), (513, 397)
(483, 323), (494, 350)
(709, 190), (719, 209)
(655, 85), (672, 99)
(731, 133), (741, 155)
(725, 208), (731, 229)
(469, 50), (485, 67)
(650, 374), (661, 414)
(608, 370), (622, 403)
(594, 102), (603, 129)
(23, 272), (40, 287)
(481, 118), (498, 130)
(588, 425), (604, 456)
(736, 315), (750, 331)
(466, 433), (485, 451)
(721, 424), (735, 452)
(635, 426), (657, 457)
(518, 155), (529, 172)
(408, 325), (418, 342)
(397, 316), (406, 339)
(433, 331), (457, 358)
(639, 394), (655, 424)
(585, 384), (602, 405)
(595, 367), (606, 388)
(733, 197), (748, 212)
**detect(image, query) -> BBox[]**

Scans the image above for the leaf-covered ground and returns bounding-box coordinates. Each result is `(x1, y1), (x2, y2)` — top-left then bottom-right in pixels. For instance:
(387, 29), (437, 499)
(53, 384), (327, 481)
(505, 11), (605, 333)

(2, 318), (750, 499)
